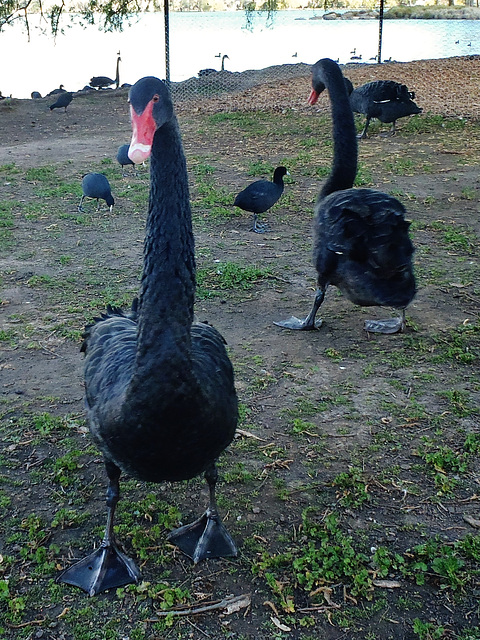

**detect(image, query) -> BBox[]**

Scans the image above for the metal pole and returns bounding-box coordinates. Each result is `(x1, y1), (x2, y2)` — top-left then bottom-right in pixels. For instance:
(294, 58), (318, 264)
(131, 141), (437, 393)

(378, 0), (384, 64)
(164, 0), (170, 86)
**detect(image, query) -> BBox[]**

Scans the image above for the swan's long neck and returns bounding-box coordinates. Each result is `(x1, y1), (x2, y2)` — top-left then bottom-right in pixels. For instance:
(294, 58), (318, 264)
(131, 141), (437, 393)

(318, 60), (358, 200)
(135, 117), (195, 372)
(115, 56), (120, 88)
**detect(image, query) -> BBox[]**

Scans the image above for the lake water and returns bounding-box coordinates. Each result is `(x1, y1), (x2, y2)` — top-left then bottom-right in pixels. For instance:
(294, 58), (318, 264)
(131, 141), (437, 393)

(1, 10), (479, 99)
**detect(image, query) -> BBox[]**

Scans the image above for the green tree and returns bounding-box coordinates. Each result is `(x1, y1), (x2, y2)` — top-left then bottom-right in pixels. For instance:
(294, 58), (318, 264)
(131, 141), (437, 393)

(0, 0), (162, 37)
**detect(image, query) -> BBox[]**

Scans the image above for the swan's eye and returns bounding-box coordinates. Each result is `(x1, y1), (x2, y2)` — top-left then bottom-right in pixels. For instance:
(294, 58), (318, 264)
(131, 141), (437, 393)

(153, 94), (160, 102)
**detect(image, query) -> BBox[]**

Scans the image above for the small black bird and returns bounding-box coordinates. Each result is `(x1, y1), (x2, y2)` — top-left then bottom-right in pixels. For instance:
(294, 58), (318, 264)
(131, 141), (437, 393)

(78, 173), (114, 212)
(49, 92), (73, 112)
(116, 144), (136, 176)
(233, 166), (288, 233)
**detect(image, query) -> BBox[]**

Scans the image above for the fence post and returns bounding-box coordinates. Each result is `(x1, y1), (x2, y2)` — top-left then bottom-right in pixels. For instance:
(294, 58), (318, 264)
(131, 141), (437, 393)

(378, 0), (384, 64)
(165, 0), (170, 87)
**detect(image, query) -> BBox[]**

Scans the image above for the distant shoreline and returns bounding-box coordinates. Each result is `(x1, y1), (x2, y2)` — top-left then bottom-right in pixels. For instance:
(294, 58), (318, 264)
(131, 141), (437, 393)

(311, 6), (480, 21)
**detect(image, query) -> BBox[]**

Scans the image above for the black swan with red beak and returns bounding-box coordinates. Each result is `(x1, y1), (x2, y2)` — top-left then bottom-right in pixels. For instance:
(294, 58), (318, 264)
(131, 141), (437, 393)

(58, 76), (238, 596)
(275, 58), (416, 334)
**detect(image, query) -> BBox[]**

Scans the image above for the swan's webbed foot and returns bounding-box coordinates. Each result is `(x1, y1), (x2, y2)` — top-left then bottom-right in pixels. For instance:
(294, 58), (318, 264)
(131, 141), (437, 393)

(364, 314), (405, 334)
(380, 122), (397, 138)
(167, 510), (237, 564)
(168, 462), (237, 564)
(57, 541), (140, 596)
(273, 315), (323, 330)
(274, 288), (325, 331)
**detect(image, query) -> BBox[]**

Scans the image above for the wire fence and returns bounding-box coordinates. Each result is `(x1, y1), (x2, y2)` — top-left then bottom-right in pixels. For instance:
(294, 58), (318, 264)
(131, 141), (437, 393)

(164, 8), (480, 106)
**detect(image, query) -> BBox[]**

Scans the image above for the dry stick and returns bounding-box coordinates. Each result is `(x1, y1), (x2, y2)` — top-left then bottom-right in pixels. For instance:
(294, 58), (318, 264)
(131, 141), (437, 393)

(146, 593), (251, 619)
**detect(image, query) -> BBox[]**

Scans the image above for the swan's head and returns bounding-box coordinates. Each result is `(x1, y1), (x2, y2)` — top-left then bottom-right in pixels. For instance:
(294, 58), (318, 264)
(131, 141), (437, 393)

(128, 77), (174, 164)
(308, 58), (353, 105)
(308, 59), (329, 105)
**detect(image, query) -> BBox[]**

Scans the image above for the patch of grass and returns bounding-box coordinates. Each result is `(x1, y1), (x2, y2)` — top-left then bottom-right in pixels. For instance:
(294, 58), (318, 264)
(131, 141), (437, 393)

(403, 112), (466, 133)
(246, 159), (275, 176)
(0, 200), (15, 249)
(32, 412), (69, 436)
(254, 510), (374, 607)
(332, 467), (370, 508)
(207, 112), (269, 135)
(354, 161), (373, 186)
(413, 618), (446, 640)
(25, 166), (57, 182)
(196, 261), (271, 297)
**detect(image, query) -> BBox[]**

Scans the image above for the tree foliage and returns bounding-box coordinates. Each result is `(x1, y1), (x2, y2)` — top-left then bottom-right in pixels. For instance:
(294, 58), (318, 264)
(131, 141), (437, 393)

(0, 0), (162, 37)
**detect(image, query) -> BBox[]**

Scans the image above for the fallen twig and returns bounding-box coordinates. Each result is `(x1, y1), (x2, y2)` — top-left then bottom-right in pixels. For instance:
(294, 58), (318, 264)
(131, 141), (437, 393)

(146, 593), (251, 619)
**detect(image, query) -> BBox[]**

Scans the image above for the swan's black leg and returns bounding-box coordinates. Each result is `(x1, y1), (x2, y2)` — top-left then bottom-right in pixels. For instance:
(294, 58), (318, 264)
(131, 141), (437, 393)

(78, 196), (86, 213)
(364, 308), (406, 334)
(274, 287), (325, 330)
(251, 213), (269, 234)
(57, 459), (140, 596)
(358, 116), (371, 139)
(167, 462), (237, 564)
(380, 120), (397, 138)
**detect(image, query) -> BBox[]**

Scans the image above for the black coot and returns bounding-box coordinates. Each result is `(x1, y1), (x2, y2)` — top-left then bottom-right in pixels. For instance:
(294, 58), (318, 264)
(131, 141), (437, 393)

(234, 166), (288, 233)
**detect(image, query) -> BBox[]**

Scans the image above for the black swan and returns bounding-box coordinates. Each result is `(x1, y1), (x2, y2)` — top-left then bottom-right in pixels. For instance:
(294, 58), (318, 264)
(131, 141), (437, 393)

(198, 54), (229, 77)
(346, 78), (422, 139)
(58, 76), (238, 596)
(90, 52), (121, 89)
(233, 166), (288, 233)
(116, 143), (136, 176)
(31, 91), (42, 99)
(78, 173), (114, 213)
(47, 84), (66, 96)
(274, 58), (416, 334)
(49, 91), (73, 112)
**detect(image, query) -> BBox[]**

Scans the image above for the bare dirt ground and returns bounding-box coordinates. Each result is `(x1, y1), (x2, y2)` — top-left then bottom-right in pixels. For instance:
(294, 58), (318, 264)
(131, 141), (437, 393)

(0, 57), (479, 640)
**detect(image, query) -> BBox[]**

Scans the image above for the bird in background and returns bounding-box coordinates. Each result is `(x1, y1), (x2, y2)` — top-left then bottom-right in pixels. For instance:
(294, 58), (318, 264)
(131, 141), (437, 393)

(233, 166), (288, 233)
(49, 92), (73, 112)
(116, 143), (137, 176)
(199, 53), (229, 77)
(57, 76), (238, 597)
(47, 84), (66, 96)
(90, 51), (121, 89)
(344, 77), (422, 138)
(275, 58), (416, 334)
(78, 173), (114, 212)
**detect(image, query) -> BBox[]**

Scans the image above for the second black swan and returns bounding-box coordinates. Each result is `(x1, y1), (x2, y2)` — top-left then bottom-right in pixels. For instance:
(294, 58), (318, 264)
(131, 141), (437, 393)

(58, 76), (238, 596)
(344, 77), (422, 139)
(275, 58), (416, 334)
(90, 52), (121, 89)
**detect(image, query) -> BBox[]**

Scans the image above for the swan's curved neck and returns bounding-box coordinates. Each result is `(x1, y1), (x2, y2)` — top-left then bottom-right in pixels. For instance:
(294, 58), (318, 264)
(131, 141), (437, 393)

(135, 116), (195, 366)
(115, 56), (120, 87)
(318, 60), (358, 200)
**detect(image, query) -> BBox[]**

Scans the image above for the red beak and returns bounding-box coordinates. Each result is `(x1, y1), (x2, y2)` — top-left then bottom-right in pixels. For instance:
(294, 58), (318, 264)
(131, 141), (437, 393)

(128, 100), (156, 164)
(308, 89), (319, 106)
